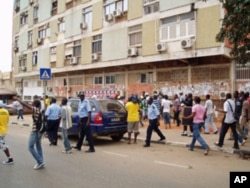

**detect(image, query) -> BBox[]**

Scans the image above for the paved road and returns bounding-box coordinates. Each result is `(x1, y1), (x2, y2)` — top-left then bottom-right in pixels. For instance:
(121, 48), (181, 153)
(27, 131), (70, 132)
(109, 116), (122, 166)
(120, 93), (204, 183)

(9, 114), (250, 157)
(1, 121), (249, 188)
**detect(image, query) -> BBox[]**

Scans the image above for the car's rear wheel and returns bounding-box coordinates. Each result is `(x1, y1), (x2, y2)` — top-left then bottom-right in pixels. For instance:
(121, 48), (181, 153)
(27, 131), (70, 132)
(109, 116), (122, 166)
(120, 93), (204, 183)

(111, 134), (124, 141)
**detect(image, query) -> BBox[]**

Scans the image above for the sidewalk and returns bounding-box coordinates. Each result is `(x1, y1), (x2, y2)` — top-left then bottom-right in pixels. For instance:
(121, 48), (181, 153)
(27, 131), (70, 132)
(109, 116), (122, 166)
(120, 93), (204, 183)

(9, 115), (250, 158)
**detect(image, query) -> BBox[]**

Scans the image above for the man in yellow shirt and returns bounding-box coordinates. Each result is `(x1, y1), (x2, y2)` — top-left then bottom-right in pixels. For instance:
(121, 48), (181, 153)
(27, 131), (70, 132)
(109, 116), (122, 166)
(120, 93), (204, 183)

(45, 95), (50, 110)
(0, 101), (14, 165)
(125, 95), (140, 144)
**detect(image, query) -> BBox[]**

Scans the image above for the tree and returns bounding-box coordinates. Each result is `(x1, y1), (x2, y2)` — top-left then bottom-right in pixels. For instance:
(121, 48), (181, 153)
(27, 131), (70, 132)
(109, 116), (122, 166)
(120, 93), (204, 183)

(205, 0), (250, 65)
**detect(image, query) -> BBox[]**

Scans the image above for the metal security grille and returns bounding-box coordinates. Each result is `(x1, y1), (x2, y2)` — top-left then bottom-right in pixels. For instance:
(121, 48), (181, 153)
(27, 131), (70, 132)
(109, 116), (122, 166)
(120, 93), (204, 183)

(236, 63), (250, 80)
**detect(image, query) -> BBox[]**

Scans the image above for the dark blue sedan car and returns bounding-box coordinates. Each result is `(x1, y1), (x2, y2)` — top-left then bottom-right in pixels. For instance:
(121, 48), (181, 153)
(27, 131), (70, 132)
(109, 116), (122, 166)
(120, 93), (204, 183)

(66, 98), (127, 141)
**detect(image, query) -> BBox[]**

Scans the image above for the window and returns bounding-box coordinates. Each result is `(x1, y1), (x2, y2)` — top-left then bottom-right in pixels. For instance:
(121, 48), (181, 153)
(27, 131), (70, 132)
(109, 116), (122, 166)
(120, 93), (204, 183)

(160, 12), (195, 41)
(14, 0), (20, 12)
(69, 77), (82, 85)
(14, 36), (19, 48)
(50, 47), (56, 54)
(128, 25), (142, 46)
(141, 74), (147, 83)
(33, 5), (38, 20)
(94, 76), (103, 85)
(104, 0), (128, 15)
(28, 31), (33, 45)
(51, 0), (57, 16)
(82, 6), (92, 24)
(141, 72), (153, 83)
(143, 0), (159, 15)
(58, 22), (65, 32)
(20, 12), (28, 25)
(19, 55), (27, 68)
(38, 24), (50, 39)
(105, 75), (115, 84)
(73, 40), (81, 57)
(92, 35), (102, 53)
(32, 51), (38, 65)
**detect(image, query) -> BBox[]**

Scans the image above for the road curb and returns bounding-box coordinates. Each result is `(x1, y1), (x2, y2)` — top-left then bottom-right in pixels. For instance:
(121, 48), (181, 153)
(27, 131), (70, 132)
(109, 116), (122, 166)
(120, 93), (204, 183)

(124, 136), (242, 155)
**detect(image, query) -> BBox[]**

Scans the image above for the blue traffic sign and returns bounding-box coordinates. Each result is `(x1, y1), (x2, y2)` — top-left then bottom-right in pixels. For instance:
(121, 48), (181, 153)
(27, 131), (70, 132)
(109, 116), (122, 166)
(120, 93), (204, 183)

(40, 68), (51, 80)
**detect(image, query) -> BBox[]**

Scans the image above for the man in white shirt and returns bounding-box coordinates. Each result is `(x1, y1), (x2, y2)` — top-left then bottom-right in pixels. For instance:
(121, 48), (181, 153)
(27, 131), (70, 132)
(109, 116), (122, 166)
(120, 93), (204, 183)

(204, 94), (218, 134)
(161, 95), (173, 129)
(12, 97), (23, 120)
(215, 93), (239, 149)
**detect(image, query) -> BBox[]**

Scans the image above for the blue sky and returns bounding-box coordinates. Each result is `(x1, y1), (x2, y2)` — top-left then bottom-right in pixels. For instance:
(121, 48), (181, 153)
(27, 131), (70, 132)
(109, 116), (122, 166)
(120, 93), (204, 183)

(0, 1), (13, 72)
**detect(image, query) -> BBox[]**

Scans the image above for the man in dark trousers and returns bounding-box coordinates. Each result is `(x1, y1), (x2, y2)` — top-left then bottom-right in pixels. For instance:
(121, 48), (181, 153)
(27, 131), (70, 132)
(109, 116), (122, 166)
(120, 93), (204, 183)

(181, 93), (193, 136)
(72, 91), (95, 152)
(215, 93), (239, 150)
(143, 97), (165, 147)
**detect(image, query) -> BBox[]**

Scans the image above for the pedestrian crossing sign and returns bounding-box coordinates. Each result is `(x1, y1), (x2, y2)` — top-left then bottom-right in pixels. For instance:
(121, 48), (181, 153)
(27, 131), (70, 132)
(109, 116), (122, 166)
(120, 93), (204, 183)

(40, 68), (51, 80)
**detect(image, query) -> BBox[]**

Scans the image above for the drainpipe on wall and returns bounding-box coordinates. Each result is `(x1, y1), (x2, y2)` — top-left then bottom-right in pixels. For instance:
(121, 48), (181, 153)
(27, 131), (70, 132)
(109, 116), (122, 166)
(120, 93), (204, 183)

(232, 59), (236, 93)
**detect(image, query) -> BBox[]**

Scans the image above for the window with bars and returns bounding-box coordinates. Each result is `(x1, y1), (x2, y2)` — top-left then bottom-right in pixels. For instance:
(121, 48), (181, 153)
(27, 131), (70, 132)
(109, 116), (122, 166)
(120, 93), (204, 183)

(94, 76), (103, 85)
(160, 12), (195, 41)
(105, 75), (115, 84)
(92, 35), (102, 53)
(128, 25), (142, 46)
(236, 62), (250, 80)
(143, 0), (159, 15)
(73, 40), (81, 57)
(32, 51), (38, 65)
(104, 0), (128, 15)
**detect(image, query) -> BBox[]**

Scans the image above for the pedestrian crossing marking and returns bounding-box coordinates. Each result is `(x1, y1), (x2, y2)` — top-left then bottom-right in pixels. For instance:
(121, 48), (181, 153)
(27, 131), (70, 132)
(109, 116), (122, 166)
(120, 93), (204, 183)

(41, 71), (49, 79)
(40, 68), (51, 80)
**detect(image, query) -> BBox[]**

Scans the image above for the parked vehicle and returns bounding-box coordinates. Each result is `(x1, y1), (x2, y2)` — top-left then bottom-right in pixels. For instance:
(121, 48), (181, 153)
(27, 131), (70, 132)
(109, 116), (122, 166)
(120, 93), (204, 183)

(64, 98), (128, 141)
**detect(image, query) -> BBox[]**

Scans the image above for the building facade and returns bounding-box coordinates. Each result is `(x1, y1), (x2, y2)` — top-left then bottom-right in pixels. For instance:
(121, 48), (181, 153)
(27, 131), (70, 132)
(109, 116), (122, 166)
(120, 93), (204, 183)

(12, 0), (250, 102)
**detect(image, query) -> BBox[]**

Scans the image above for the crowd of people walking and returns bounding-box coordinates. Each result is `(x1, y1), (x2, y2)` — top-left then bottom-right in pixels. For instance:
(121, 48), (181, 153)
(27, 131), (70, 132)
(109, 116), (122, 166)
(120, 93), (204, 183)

(1, 89), (249, 170)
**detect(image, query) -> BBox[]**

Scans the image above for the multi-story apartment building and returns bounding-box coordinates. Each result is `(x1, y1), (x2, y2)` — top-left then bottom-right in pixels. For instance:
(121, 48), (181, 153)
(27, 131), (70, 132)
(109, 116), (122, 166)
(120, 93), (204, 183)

(12, 0), (250, 102)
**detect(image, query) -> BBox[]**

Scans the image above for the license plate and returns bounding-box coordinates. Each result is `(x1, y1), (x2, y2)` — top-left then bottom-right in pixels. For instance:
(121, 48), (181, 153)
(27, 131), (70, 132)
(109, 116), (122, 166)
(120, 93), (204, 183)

(111, 118), (120, 122)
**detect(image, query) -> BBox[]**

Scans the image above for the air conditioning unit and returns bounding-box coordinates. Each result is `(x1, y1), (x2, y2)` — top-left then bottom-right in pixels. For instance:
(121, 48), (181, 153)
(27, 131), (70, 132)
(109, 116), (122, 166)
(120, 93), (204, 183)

(70, 57), (78, 65)
(128, 47), (138, 57)
(15, 4), (20, 11)
(105, 14), (113, 22)
(80, 22), (87, 30)
(14, 46), (19, 52)
(29, 0), (34, 5)
(37, 38), (42, 44)
(58, 17), (64, 22)
(92, 53), (99, 61)
(21, 66), (26, 71)
(156, 43), (166, 52)
(181, 38), (192, 48)
(113, 9), (122, 17)
(219, 91), (227, 99)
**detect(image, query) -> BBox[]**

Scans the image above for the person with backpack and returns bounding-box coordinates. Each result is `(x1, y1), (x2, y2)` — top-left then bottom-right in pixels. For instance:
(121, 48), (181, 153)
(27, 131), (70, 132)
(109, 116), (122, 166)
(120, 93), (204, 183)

(16, 97), (45, 170)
